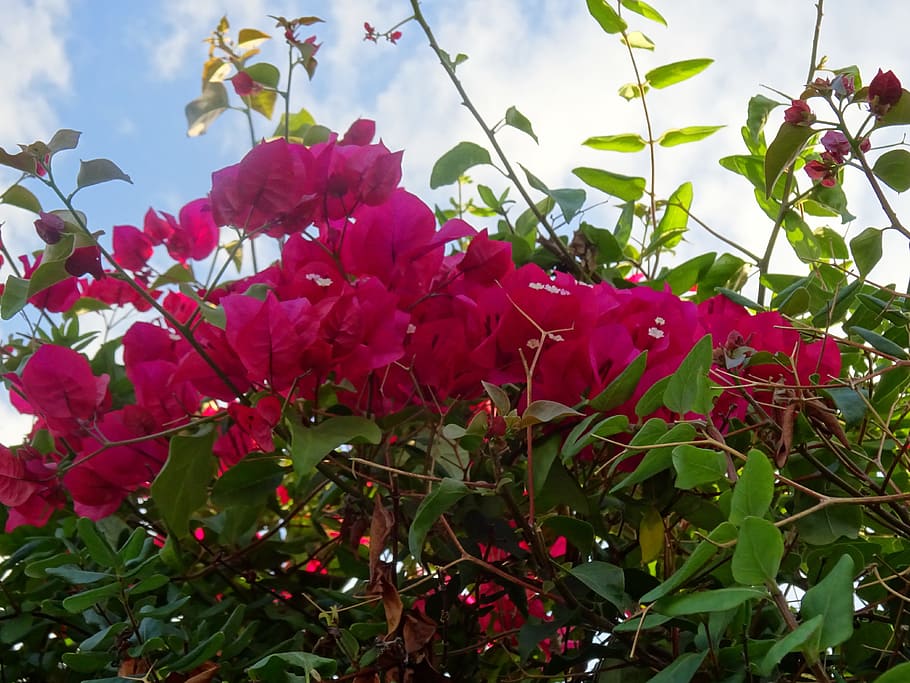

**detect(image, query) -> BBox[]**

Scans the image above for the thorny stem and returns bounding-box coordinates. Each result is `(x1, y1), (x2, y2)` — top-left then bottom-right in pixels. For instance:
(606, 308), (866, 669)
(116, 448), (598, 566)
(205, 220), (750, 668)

(407, 0), (583, 280)
(756, 0), (825, 306)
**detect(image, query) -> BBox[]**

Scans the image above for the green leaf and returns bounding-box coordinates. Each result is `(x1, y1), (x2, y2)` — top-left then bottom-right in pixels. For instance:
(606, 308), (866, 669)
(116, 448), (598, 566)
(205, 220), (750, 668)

(620, 0), (666, 24)
(645, 59), (713, 89)
(731, 516), (783, 585)
(635, 375), (671, 417)
(822, 386), (868, 429)
(796, 501), (861, 545)
(800, 554), (855, 649)
(561, 414), (629, 461)
(408, 478), (471, 563)
(520, 400), (582, 427)
(170, 631), (225, 672)
(531, 435), (560, 497)
(244, 62), (280, 88)
(505, 105), (538, 143)
(756, 615), (824, 677)
(273, 107), (317, 139)
(746, 94), (780, 148)
(874, 89), (910, 128)
(664, 253), (715, 295)
(873, 149), (910, 192)
(77, 517), (119, 568)
(672, 445), (727, 489)
(186, 82), (229, 137)
(657, 125), (724, 147)
(45, 565), (113, 584)
(542, 516), (595, 555)
(211, 458), (286, 507)
(0, 185), (42, 213)
(663, 334), (715, 415)
(430, 142), (491, 189)
(621, 31), (655, 50)
(1, 274), (29, 319)
(289, 416), (381, 478)
(850, 227), (883, 277)
(76, 158), (132, 189)
(61, 582), (121, 613)
(583, 133), (647, 153)
(482, 380), (511, 415)
(248, 652), (337, 680)
(520, 165), (586, 223)
(729, 450), (774, 525)
(585, 0), (627, 33)
(590, 350), (648, 411)
(580, 222), (623, 263)
(764, 122), (816, 197)
(874, 662), (910, 683)
(568, 561), (626, 609)
(150, 430), (217, 538)
(640, 522), (738, 602)
(48, 128), (81, 154)
(614, 613), (673, 633)
(127, 574), (170, 596)
(850, 326), (908, 359)
(639, 506), (664, 563)
(656, 181), (693, 246)
(645, 651), (707, 683)
(655, 587), (766, 616)
(573, 167), (646, 201)
(612, 423), (696, 491)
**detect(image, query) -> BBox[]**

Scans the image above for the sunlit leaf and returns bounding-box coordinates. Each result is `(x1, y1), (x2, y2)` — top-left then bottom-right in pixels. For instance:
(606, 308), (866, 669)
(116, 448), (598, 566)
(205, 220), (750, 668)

(764, 122), (815, 197)
(645, 59), (713, 89)
(430, 142), (491, 189)
(185, 82), (230, 137)
(505, 105), (538, 143)
(573, 167), (646, 201)
(582, 133), (647, 152)
(585, 0), (627, 34)
(657, 125), (724, 147)
(0, 185), (42, 213)
(873, 149), (910, 192)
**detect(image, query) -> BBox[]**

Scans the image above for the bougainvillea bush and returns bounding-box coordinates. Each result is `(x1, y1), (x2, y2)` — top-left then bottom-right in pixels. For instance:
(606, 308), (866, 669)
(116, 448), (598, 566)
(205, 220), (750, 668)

(2, 2), (910, 682)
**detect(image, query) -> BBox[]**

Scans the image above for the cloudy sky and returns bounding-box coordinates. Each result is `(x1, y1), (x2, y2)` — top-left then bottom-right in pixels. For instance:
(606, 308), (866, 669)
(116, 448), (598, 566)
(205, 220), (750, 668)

(0, 0), (908, 443)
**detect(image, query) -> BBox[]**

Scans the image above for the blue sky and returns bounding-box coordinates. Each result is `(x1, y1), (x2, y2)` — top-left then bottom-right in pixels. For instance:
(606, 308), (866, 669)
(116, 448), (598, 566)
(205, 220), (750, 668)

(1, 0), (909, 442)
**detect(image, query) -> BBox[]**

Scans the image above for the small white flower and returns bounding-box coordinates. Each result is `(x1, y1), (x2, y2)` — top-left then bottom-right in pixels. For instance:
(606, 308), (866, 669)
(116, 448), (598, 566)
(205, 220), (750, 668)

(528, 282), (570, 296)
(406, 324), (417, 334)
(547, 333), (565, 342)
(526, 339), (541, 349)
(305, 273), (333, 287)
(654, 316), (666, 326)
(648, 327), (665, 339)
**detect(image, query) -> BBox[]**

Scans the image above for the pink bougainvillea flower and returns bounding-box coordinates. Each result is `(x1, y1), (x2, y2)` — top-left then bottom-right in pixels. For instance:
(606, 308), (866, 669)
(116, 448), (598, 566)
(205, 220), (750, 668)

(868, 68), (902, 117)
(804, 154), (839, 187)
(19, 254), (81, 313)
(339, 118), (376, 146)
(143, 207), (177, 245)
(83, 274), (159, 312)
(113, 224), (154, 270)
(166, 198), (219, 263)
(783, 99), (814, 125)
(831, 73), (855, 98)
(820, 130), (851, 164)
(213, 395), (283, 469)
(0, 445), (64, 531)
(65, 245), (104, 279)
(457, 229), (514, 285)
(210, 138), (316, 235)
(19, 344), (109, 437)
(0, 444), (41, 508)
(34, 212), (65, 244)
(230, 71), (262, 97)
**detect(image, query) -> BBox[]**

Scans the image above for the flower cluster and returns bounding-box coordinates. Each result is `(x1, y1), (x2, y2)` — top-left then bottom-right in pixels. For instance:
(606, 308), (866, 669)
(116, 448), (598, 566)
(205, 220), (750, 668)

(0, 122), (841, 529)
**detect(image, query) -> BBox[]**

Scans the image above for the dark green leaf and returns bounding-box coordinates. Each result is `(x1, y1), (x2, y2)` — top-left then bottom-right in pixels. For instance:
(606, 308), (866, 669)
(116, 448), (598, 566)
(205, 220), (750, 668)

(873, 662), (910, 682)
(531, 435), (560, 497)
(850, 326), (908, 359)
(585, 0), (627, 33)
(656, 587), (766, 616)
(811, 278), (862, 327)
(641, 522), (737, 602)
(580, 222), (623, 263)
(568, 561), (626, 609)
(764, 122), (816, 197)
(873, 149), (910, 192)
(76, 158), (132, 189)
(657, 125), (724, 147)
(731, 516), (783, 585)
(61, 582), (121, 613)
(800, 554), (855, 649)
(430, 142), (491, 188)
(729, 450), (774, 525)
(211, 458), (286, 507)
(635, 375), (671, 417)
(850, 227), (883, 277)
(613, 613), (673, 633)
(590, 350), (648, 411)
(822, 387), (868, 429)
(45, 565), (112, 585)
(77, 517), (119, 568)
(645, 59), (713, 89)
(746, 94), (779, 148)
(169, 631), (225, 671)
(542, 516), (595, 555)
(482, 380), (511, 415)
(561, 414), (629, 461)
(505, 105), (538, 143)
(646, 651), (707, 683)
(127, 574), (170, 596)
(756, 615), (824, 676)
(248, 652), (337, 680)
(874, 89), (910, 128)
(664, 252), (714, 296)
(408, 478), (471, 563)
(150, 430), (217, 538)
(612, 423), (696, 491)
(186, 82), (229, 137)
(583, 133), (647, 152)
(672, 445), (727, 489)
(796, 501), (861, 545)
(289, 416), (381, 478)
(573, 167), (646, 201)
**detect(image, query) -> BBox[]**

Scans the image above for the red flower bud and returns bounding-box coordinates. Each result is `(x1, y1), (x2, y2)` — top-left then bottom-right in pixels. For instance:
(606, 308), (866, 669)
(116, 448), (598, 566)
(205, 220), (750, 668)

(869, 68), (902, 117)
